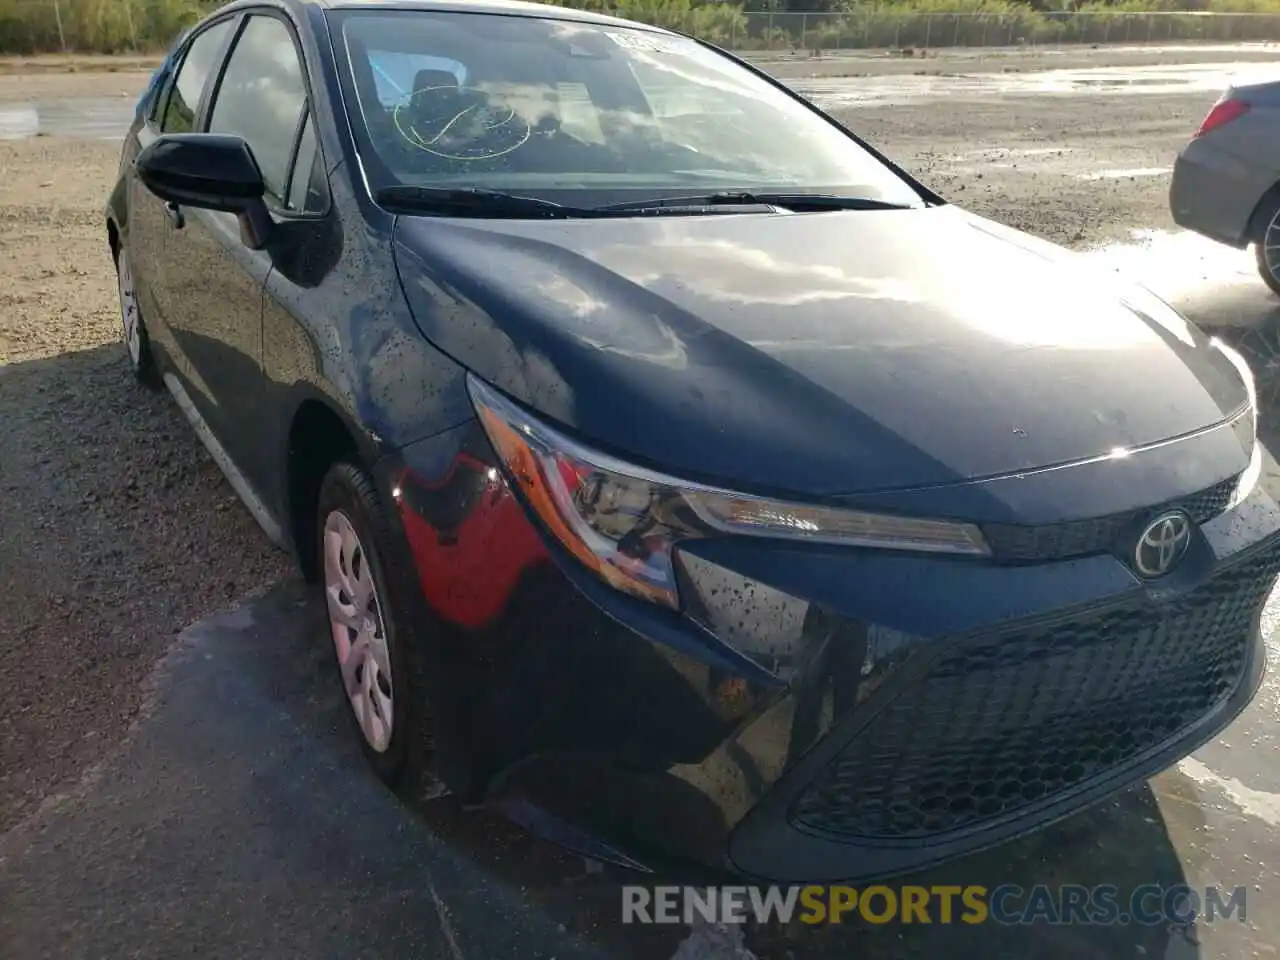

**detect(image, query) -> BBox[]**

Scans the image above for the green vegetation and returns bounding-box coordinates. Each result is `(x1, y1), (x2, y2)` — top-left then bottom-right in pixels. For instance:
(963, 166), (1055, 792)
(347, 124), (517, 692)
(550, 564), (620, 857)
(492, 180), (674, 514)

(568, 0), (1280, 50)
(1, 0), (1279, 55)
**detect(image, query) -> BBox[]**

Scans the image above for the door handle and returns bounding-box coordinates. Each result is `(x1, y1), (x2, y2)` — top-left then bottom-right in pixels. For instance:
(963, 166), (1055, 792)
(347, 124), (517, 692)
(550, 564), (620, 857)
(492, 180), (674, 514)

(164, 201), (185, 229)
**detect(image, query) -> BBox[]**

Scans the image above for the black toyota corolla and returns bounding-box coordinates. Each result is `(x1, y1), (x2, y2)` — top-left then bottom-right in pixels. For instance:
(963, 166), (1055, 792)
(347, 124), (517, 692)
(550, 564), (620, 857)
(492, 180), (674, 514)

(107, 0), (1280, 882)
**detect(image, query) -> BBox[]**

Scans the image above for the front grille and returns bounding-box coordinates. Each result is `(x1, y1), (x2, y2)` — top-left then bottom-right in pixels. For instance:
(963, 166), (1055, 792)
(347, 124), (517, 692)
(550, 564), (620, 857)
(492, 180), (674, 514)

(790, 547), (1280, 842)
(982, 474), (1239, 563)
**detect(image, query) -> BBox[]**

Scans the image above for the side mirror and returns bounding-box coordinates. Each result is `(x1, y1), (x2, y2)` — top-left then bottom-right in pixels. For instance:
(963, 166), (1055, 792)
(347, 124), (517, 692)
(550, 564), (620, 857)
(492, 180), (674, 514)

(136, 133), (273, 250)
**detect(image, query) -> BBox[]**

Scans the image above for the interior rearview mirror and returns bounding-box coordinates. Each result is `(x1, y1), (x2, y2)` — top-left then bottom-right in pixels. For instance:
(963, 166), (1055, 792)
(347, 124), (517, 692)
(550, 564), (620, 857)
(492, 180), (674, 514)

(135, 133), (273, 250)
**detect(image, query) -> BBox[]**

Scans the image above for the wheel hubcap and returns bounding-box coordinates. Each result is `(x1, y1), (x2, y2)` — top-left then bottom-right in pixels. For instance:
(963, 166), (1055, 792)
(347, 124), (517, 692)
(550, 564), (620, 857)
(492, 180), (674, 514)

(1263, 210), (1280, 282)
(116, 250), (142, 366)
(323, 511), (394, 752)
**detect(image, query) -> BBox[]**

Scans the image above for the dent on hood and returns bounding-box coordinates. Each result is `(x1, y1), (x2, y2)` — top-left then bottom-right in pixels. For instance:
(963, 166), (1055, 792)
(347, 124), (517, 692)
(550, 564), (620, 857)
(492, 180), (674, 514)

(581, 227), (926, 311)
(393, 240), (587, 427)
(391, 208), (1248, 496)
(395, 222), (732, 387)
(575, 215), (1194, 355)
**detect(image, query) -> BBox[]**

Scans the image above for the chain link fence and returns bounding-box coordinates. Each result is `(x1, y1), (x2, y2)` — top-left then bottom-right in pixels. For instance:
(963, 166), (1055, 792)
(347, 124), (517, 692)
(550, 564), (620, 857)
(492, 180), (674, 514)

(4, 0), (1280, 55)
(732, 10), (1280, 52)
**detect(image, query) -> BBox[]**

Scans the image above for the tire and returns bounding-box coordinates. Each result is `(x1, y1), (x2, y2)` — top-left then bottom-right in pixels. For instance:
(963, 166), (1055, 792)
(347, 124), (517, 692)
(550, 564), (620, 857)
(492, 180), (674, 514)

(315, 460), (441, 800)
(114, 244), (163, 390)
(1253, 193), (1280, 297)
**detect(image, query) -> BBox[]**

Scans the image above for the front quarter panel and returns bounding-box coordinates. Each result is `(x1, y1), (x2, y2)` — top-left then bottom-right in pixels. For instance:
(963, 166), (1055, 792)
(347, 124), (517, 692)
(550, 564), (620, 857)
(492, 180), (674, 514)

(259, 161), (474, 520)
(256, 1), (474, 516)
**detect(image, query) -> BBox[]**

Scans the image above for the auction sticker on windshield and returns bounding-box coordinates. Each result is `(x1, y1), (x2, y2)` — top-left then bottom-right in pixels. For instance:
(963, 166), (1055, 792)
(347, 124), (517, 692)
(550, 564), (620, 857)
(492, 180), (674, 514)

(603, 30), (690, 55)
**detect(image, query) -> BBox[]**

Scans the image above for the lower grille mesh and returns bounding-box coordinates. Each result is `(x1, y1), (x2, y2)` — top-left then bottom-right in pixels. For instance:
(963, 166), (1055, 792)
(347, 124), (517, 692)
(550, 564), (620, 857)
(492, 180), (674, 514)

(790, 548), (1280, 842)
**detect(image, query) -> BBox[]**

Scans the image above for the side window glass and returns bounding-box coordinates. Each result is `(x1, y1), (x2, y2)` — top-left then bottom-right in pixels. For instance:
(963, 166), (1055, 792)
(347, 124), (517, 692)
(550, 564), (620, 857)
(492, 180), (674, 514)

(160, 20), (234, 133)
(149, 67), (176, 124)
(287, 112), (326, 213)
(208, 15), (308, 206)
(146, 28), (192, 124)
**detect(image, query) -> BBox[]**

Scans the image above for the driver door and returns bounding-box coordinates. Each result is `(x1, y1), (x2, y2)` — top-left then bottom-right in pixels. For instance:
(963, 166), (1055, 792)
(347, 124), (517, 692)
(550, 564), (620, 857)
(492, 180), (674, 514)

(128, 16), (238, 383)
(157, 12), (314, 475)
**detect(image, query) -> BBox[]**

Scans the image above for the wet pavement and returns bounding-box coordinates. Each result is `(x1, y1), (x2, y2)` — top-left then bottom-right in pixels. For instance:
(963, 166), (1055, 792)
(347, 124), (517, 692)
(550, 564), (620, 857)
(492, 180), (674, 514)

(4, 52), (1280, 140)
(9, 51), (1280, 960)
(792, 60), (1280, 107)
(0, 94), (135, 139)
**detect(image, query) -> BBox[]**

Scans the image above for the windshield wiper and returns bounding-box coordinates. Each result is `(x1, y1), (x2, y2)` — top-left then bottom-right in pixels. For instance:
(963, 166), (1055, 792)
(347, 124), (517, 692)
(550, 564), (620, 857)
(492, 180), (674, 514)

(375, 185), (919, 219)
(375, 185), (600, 219)
(595, 192), (918, 213)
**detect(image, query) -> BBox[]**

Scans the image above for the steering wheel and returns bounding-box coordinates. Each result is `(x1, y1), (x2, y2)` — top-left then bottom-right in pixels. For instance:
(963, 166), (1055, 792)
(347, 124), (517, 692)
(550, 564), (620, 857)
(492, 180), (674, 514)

(392, 85), (532, 162)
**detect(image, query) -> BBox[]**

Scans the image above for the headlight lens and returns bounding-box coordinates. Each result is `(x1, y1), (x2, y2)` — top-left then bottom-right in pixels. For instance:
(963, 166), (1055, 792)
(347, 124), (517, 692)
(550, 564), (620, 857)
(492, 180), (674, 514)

(467, 375), (990, 610)
(1210, 337), (1257, 433)
(1227, 442), (1263, 511)
(1211, 337), (1260, 511)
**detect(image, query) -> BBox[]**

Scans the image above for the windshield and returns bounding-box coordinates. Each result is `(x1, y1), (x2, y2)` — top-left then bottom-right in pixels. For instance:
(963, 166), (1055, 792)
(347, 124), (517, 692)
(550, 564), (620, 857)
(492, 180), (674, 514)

(331, 9), (925, 208)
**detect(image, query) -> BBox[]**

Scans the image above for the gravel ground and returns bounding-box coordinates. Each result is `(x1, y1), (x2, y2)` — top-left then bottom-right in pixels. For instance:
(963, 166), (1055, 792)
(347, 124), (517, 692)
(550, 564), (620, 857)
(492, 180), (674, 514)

(0, 76), (292, 831)
(855, 94), (1195, 248)
(756, 39), (1280, 78)
(0, 57), (1244, 832)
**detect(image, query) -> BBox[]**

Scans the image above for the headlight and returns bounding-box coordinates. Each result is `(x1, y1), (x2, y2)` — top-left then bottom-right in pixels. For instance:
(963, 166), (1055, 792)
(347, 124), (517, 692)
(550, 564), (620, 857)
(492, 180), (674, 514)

(1228, 441), (1263, 511)
(1211, 337), (1257, 443)
(467, 375), (990, 610)
(1211, 337), (1260, 511)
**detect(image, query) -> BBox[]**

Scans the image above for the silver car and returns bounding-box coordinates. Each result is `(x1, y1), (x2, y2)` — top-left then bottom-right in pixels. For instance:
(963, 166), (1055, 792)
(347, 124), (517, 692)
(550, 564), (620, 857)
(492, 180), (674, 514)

(1170, 82), (1280, 295)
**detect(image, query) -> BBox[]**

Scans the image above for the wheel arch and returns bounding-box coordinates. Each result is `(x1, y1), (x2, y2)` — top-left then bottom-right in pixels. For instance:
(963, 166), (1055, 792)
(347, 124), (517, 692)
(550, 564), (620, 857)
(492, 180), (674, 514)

(1246, 180), (1280, 242)
(285, 394), (368, 582)
(105, 172), (130, 259)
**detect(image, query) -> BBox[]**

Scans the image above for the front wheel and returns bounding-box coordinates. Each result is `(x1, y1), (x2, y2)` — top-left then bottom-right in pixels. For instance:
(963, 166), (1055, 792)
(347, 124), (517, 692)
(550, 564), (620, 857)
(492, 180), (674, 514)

(1254, 195), (1280, 297)
(114, 245), (162, 389)
(316, 460), (440, 799)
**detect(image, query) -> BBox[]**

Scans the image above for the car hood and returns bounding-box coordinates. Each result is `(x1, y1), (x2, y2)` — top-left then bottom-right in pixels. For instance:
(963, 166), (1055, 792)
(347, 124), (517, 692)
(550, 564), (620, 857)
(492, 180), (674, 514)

(393, 205), (1249, 497)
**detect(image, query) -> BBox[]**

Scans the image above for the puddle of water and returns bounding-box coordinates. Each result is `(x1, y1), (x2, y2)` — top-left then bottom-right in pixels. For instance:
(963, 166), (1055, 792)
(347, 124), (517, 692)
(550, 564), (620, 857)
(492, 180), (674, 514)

(1075, 166), (1172, 180)
(938, 156), (1163, 179)
(0, 105), (38, 140)
(799, 59), (1280, 107)
(39, 96), (134, 139)
(927, 146), (1176, 181)
(1079, 228), (1280, 336)
(1081, 227), (1257, 297)
(1067, 42), (1280, 55)
(0, 97), (133, 140)
(1077, 76), (1178, 88)
(940, 146), (1075, 162)
(1177, 756), (1280, 827)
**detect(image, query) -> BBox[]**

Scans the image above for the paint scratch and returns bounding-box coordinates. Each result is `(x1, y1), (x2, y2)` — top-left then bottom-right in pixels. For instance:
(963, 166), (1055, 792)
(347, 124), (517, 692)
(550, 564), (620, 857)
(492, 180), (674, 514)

(427, 877), (466, 960)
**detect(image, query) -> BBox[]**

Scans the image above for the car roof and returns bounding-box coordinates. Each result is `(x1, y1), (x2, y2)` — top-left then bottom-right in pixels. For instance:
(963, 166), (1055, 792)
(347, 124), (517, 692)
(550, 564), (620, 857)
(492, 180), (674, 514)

(239, 0), (671, 32)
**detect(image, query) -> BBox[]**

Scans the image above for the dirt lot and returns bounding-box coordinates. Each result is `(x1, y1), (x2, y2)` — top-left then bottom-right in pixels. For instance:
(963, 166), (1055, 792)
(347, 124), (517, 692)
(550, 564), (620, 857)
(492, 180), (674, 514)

(0, 73), (291, 830)
(0, 55), (1243, 832)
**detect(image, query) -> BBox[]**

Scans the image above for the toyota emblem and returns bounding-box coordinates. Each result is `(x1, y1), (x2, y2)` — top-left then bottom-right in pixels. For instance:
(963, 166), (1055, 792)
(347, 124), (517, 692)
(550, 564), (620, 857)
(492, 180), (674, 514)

(1133, 511), (1192, 578)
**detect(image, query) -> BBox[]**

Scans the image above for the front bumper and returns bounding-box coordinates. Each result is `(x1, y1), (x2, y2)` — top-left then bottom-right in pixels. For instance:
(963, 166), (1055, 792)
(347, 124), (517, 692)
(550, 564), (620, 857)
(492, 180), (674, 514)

(385, 419), (1280, 883)
(727, 534), (1278, 881)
